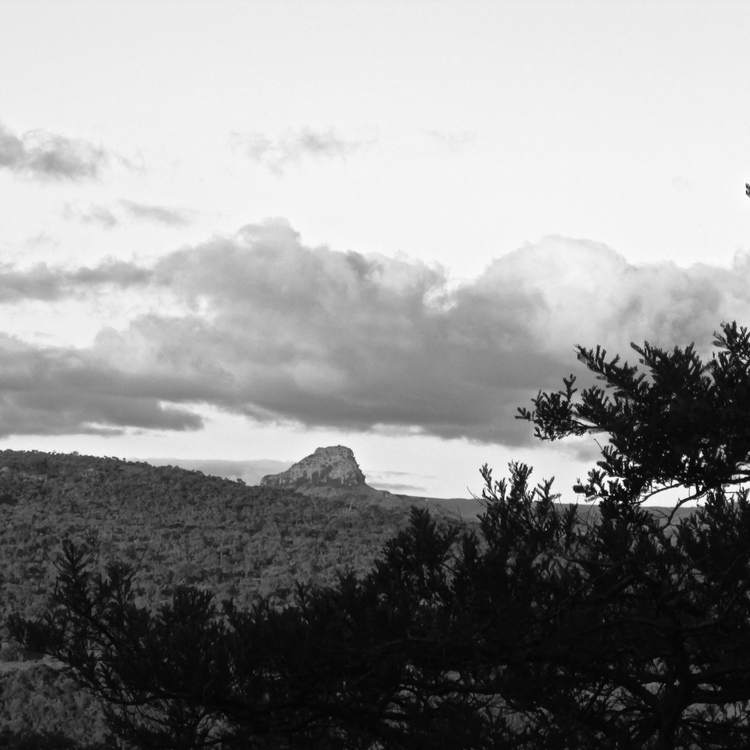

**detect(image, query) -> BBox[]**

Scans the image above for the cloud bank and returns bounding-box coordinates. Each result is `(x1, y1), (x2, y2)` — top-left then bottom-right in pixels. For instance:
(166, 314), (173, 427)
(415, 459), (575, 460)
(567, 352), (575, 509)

(0, 333), (202, 437)
(0, 123), (106, 180)
(1, 220), (748, 443)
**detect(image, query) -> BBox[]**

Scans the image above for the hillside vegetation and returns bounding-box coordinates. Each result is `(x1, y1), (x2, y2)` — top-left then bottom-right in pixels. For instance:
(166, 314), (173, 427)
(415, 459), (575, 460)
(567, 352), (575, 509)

(0, 449), (421, 745)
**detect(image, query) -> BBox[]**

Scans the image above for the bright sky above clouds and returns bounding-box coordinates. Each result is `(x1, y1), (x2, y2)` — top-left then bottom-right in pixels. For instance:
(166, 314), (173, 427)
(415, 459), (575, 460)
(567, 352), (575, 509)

(0, 1), (749, 498)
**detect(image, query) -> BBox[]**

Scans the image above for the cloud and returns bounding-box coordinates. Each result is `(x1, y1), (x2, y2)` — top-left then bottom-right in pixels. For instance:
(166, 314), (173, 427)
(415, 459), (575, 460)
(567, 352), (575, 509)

(0, 123), (106, 180)
(64, 203), (119, 228)
(232, 128), (375, 173)
(0, 260), (151, 303)
(0, 333), (202, 437)
(64, 201), (193, 228)
(425, 129), (478, 152)
(1, 222), (749, 444)
(120, 200), (192, 226)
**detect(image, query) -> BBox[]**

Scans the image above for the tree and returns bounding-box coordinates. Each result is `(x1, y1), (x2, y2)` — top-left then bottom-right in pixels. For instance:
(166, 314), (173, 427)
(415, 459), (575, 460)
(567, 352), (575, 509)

(12, 321), (750, 749)
(518, 320), (750, 508)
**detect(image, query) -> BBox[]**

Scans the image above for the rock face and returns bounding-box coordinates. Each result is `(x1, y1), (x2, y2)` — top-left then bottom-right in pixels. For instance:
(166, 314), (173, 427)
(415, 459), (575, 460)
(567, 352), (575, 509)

(260, 446), (368, 493)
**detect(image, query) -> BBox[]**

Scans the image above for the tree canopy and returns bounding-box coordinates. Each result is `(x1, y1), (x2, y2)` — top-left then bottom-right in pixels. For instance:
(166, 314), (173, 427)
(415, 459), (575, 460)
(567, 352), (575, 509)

(11, 321), (750, 749)
(520, 320), (750, 507)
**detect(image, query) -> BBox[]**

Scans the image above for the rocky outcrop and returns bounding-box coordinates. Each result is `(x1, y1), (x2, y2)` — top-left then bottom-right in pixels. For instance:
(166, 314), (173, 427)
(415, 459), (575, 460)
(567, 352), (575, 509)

(260, 446), (366, 490)
(260, 446), (393, 501)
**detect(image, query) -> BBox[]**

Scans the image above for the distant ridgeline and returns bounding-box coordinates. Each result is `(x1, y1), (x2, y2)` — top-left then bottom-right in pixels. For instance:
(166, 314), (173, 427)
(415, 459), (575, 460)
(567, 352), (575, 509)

(0, 448), (418, 612)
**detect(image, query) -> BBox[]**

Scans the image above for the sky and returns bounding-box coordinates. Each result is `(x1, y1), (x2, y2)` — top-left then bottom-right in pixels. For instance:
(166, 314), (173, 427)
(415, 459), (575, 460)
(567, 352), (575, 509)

(0, 1), (749, 499)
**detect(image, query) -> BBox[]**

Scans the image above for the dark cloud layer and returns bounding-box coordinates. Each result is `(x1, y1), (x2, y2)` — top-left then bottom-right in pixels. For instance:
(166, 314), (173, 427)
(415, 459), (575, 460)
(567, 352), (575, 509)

(0, 123), (106, 180)
(2, 221), (750, 443)
(0, 334), (201, 437)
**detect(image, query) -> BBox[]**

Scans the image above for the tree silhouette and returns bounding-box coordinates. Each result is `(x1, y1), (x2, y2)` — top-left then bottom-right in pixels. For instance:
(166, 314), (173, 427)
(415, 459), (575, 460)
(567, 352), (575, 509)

(12, 322), (750, 748)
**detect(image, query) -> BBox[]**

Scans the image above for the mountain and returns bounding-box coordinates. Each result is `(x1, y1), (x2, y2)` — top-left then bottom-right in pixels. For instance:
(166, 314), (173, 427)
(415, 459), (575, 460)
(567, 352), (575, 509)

(260, 445), (392, 501)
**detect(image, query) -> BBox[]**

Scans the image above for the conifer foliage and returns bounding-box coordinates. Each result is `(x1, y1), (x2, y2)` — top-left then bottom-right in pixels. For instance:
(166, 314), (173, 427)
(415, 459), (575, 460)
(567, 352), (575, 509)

(12, 322), (750, 749)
